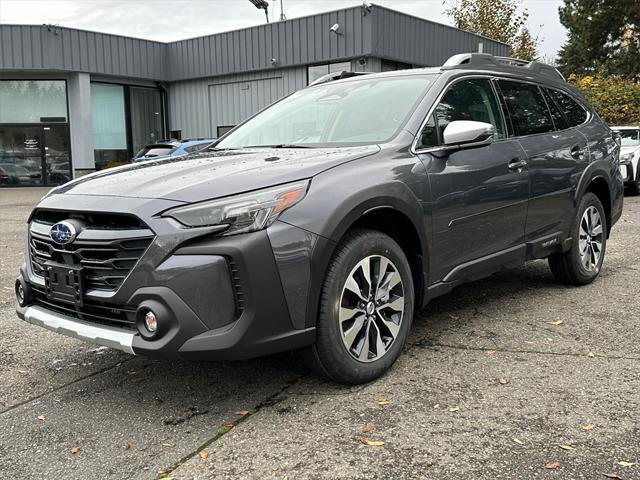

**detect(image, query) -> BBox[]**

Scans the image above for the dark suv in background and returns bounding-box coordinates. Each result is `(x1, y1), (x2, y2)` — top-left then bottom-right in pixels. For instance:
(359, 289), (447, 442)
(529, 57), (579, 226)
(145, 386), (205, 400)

(16, 53), (623, 384)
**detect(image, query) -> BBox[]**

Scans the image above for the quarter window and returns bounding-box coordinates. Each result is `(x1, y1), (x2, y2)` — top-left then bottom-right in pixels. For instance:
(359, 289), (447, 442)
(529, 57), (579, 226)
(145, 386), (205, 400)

(546, 88), (588, 127)
(498, 81), (554, 136)
(418, 78), (506, 149)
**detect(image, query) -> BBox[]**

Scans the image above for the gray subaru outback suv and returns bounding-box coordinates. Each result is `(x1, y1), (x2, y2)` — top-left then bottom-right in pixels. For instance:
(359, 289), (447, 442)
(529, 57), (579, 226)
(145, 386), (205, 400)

(16, 53), (624, 384)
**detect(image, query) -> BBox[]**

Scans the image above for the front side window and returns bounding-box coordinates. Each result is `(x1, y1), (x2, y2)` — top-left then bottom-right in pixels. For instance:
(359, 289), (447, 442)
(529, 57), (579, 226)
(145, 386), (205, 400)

(417, 78), (505, 149)
(546, 89), (588, 127)
(216, 76), (434, 148)
(499, 81), (555, 136)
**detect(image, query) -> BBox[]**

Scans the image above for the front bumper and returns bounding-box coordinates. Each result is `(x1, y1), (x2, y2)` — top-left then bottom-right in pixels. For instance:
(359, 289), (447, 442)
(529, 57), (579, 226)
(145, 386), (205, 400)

(17, 194), (320, 360)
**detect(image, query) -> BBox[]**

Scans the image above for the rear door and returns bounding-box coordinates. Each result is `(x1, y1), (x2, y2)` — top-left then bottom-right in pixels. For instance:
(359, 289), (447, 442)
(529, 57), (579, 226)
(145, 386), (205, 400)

(497, 80), (588, 248)
(415, 77), (529, 282)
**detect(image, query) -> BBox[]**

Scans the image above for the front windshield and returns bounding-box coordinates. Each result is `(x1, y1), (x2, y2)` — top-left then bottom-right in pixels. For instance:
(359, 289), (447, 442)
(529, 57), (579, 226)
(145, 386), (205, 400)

(216, 75), (434, 149)
(620, 130), (640, 147)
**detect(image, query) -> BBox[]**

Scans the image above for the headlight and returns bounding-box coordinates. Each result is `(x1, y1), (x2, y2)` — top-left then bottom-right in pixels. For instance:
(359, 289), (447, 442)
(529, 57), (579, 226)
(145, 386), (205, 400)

(620, 153), (633, 163)
(164, 180), (310, 235)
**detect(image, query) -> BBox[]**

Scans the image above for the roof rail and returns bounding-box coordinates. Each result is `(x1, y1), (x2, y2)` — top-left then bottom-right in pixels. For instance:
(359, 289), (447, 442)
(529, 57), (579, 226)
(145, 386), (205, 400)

(442, 53), (565, 82)
(309, 70), (370, 86)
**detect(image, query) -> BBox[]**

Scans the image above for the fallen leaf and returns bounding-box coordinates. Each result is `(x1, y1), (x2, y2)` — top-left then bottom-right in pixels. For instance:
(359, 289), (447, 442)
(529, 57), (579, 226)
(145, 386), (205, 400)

(425, 460), (434, 468)
(604, 474), (623, 479)
(448, 406), (460, 412)
(162, 442), (174, 448)
(360, 439), (384, 446)
(498, 378), (509, 385)
(548, 320), (564, 326)
(36, 415), (45, 421)
(559, 444), (575, 451)
(198, 450), (209, 459)
(512, 437), (524, 445)
(583, 424), (595, 431)
(223, 422), (235, 429)
(586, 351), (595, 358)
(70, 447), (79, 455)
(377, 399), (390, 406)
(618, 461), (636, 467)
(234, 410), (250, 416)
(487, 350), (497, 356)
(122, 442), (132, 450)
(545, 461), (561, 470)
(362, 426), (376, 433)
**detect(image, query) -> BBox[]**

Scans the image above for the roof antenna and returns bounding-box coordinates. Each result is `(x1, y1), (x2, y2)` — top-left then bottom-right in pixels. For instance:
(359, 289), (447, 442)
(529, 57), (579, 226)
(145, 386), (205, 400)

(279, 0), (287, 21)
(248, 0), (270, 23)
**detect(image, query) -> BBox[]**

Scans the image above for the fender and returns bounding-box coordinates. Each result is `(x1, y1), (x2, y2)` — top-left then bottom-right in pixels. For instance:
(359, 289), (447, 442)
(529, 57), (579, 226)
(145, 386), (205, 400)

(574, 161), (612, 206)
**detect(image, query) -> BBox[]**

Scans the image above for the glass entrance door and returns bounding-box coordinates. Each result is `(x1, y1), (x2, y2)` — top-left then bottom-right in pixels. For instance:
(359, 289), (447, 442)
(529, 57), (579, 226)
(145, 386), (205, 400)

(0, 125), (71, 186)
(0, 126), (43, 186)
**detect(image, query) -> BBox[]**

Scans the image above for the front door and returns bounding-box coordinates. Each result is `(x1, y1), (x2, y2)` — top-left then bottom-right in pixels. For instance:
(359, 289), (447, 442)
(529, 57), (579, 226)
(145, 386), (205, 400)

(415, 77), (529, 282)
(0, 125), (71, 186)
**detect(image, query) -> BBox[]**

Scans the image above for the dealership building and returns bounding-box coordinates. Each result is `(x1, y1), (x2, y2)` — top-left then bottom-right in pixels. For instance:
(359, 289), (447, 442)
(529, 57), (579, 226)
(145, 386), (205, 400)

(0, 4), (507, 187)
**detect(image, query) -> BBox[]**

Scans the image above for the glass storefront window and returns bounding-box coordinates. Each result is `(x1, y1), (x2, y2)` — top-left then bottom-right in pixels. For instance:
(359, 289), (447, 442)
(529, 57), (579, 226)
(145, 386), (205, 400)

(0, 80), (67, 123)
(130, 87), (163, 155)
(91, 83), (128, 169)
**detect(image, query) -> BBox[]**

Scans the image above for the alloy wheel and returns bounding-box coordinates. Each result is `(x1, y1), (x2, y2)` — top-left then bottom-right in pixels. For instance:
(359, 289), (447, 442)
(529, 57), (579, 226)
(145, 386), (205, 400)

(578, 206), (603, 271)
(338, 255), (405, 362)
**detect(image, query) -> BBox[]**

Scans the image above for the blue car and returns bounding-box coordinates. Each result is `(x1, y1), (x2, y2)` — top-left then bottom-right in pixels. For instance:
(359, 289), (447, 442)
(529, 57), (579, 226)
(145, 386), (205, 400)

(133, 138), (215, 163)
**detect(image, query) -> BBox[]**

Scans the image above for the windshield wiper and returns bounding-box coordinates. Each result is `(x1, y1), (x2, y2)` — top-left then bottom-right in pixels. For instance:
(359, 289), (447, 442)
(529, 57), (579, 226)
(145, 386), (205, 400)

(243, 144), (313, 149)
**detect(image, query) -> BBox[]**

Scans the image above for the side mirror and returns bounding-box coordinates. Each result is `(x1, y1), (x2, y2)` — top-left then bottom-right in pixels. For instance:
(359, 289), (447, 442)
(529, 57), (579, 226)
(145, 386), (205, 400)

(442, 120), (494, 148)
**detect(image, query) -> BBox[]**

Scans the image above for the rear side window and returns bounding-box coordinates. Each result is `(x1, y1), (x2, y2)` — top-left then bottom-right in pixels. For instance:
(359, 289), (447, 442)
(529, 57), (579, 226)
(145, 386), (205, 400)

(417, 78), (506, 149)
(546, 89), (588, 126)
(541, 88), (569, 130)
(498, 81), (554, 136)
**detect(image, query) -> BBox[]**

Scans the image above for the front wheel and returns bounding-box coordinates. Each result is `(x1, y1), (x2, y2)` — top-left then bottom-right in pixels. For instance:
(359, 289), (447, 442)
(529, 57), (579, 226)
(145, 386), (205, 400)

(548, 192), (607, 286)
(303, 229), (414, 384)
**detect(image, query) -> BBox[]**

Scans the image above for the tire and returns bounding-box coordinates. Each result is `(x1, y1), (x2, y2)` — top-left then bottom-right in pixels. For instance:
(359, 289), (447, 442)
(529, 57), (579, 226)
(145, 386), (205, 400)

(548, 192), (607, 286)
(303, 229), (415, 384)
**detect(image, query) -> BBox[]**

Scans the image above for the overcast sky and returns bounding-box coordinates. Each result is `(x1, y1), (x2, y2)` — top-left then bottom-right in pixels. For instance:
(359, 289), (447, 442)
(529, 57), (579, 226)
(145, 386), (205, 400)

(0, 0), (566, 60)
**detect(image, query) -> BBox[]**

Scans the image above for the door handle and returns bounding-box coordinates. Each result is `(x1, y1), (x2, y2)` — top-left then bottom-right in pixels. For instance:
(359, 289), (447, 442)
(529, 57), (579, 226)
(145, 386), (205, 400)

(508, 158), (528, 171)
(570, 145), (585, 159)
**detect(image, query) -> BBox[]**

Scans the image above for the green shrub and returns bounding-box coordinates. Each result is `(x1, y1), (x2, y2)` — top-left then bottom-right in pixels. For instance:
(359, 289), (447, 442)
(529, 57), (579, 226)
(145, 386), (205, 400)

(568, 74), (640, 126)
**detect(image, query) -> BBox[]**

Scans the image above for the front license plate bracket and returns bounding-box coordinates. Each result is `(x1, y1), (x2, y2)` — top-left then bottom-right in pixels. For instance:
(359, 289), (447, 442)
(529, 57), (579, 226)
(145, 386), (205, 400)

(44, 263), (83, 306)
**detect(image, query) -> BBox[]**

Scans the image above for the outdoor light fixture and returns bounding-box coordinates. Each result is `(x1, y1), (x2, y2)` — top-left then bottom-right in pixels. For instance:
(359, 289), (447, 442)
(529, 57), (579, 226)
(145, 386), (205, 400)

(330, 23), (342, 35)
(249, 0), (270, 23)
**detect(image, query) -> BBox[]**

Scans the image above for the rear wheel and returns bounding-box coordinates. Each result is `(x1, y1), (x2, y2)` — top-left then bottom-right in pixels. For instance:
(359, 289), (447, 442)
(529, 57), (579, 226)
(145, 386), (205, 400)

(548, 192), (607, 285)
(303, 229), (414, 384)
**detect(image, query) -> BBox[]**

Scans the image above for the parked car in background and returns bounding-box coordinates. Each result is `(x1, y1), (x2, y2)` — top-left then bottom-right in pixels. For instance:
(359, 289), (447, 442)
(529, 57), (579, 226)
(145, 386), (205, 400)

(16, 53), (623, 385)
(133, 138), (215, 163)
(0, 163), (32, 185)
(612, 126), (640, 194)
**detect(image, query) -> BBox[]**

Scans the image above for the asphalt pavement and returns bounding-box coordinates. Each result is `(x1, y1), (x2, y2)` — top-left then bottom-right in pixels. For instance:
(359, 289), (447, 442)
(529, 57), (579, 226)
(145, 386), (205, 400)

(0, 187), (638, 480)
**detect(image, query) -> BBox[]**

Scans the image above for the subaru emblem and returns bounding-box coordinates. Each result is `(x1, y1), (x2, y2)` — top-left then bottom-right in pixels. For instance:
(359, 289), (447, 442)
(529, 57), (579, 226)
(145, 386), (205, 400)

(50, 221), (77, 245)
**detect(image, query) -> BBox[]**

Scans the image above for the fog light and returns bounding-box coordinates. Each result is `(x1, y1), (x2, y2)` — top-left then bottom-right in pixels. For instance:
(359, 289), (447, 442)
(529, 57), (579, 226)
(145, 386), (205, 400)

(144, 311), (158, 333)
(16, 282), (25, 304)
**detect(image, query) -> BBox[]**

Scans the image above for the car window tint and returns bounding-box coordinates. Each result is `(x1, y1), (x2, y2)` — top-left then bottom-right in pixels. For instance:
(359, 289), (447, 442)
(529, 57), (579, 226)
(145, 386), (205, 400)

(542, 88), (569, 130)
(418, 78), (505, 149)
(498, 81), (554, 136)
(546, 89), (588, 127)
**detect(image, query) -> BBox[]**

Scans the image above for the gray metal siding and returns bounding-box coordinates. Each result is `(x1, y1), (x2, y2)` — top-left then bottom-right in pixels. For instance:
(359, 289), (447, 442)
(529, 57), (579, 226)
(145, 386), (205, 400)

(370, 6), (509, 66)
(168, 66), (307, 138)
(0, 25), (167, 80)
(165, 6), (369, 82)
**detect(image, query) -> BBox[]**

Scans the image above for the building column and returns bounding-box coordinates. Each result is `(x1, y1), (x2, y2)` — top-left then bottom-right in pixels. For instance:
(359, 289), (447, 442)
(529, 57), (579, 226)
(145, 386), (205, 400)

(67, 72), (94, 178)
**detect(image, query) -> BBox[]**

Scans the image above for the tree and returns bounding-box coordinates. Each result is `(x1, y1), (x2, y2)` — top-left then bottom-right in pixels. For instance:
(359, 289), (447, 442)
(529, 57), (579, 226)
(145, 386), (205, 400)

(557, 0), (640, 79)
(445, 0), (539, 60)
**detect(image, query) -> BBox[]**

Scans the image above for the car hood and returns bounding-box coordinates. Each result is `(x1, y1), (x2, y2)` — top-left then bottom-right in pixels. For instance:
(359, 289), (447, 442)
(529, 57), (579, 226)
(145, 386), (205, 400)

(51, 146), (380, 203)
(621, 145), (640, 156)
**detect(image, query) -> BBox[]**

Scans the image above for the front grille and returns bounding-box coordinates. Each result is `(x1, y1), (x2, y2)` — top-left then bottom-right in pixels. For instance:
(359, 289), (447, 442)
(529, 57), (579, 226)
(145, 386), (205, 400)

(29, 210), (154, 292)
(31, 284), (136, 330)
